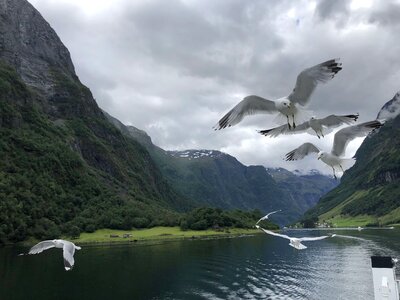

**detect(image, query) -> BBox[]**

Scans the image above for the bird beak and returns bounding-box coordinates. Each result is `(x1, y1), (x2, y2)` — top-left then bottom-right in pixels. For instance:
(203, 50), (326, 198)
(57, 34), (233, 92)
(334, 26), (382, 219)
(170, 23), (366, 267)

(317, 157), (321, 160)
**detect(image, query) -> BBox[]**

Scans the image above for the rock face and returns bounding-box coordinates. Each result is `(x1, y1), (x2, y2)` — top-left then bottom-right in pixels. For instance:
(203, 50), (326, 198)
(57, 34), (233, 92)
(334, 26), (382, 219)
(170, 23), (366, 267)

(0, 0), (191, 244)
(377, 91), (400, 121)
(104, 113), (338, 226)
(0, 0), (100, 118)
(304, 92), (400, 225)
(0, 0), (74, 92)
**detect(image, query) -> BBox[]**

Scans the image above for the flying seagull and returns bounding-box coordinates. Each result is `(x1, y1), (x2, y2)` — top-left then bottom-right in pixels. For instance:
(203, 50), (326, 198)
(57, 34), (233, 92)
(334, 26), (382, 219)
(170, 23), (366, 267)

(256, 210), (281, 225)
(214, 59), (342, 130)
(259, 114), (358, 138)
(26, 239), (81, 271)
(256, 225), (332, 250)
(285, 120), (383, 179)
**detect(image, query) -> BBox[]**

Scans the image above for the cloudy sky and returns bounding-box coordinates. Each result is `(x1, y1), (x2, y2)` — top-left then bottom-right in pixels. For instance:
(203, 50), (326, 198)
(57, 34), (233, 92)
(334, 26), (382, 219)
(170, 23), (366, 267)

(29, 0), (400, 174)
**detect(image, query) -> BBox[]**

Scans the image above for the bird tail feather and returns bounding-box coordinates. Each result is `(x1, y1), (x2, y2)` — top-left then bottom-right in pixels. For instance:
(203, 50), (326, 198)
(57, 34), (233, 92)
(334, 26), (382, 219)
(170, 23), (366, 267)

(339, 158), (356, 171)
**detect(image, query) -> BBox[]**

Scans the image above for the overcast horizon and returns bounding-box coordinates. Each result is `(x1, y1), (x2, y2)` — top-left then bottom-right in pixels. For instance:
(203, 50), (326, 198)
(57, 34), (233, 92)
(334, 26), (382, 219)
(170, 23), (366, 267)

(28, 0), (400, 175)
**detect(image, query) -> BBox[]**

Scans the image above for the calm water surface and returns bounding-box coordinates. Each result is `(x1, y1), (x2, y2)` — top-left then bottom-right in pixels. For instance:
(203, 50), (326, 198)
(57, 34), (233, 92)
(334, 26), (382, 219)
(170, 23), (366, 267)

(1, 229), (399, 300)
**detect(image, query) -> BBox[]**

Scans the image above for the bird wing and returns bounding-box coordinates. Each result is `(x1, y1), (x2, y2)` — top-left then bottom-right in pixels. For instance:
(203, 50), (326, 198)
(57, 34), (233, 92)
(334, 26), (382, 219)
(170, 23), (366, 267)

(214, 95), (277, 130)
(299, 236), (329, 242)
(259, 121), (311, 137)
(288, 59), (342, 106)
(256, 210), (281, 224)
(28, 240), (56, 255)
(285, 143), (320, 161)
(258, 227), (291, 240)
(331, 120), (383, 156)
(319, 114), (359, 128)
(62, 241), (76, 271)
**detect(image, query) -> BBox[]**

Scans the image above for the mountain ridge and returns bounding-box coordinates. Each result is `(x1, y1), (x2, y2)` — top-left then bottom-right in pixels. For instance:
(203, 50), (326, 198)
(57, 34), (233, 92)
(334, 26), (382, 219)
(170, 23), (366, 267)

(104, 112), (338, 226)
(303, 92), (400, 226)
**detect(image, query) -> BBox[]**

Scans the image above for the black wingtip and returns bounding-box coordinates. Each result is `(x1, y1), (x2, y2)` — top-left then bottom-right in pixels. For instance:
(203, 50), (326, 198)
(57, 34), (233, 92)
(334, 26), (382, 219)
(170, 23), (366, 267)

(344, 113), (359, 121)
(258, 129), (272, 136)
(285, 151), (295, 161)
(367, 120), (383, 130)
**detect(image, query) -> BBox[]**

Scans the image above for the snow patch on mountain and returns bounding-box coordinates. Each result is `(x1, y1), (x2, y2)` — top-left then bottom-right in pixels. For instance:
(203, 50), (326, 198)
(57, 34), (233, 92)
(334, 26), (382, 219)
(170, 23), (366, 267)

(168, 149), (224, 160)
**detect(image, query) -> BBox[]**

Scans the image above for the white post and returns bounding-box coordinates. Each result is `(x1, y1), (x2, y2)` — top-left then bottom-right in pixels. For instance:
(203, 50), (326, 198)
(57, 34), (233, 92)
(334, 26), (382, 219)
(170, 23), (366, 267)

(371, 256), (399, 300)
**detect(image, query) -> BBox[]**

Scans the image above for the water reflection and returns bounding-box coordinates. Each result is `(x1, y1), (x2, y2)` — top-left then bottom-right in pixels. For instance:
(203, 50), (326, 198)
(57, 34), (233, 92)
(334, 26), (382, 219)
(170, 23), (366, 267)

(0, 229), (399, 300)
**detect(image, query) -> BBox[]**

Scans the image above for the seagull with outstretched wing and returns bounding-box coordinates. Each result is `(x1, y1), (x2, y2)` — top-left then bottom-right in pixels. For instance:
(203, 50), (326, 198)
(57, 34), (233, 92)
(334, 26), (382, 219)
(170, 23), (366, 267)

(256, 210), (281, 225)
(285, 120), (383, 179)
(259, 114), (358, 138)
(25, 239), (81, 271)
(214, 59), (342, 130)
(256, 225), (332, 250)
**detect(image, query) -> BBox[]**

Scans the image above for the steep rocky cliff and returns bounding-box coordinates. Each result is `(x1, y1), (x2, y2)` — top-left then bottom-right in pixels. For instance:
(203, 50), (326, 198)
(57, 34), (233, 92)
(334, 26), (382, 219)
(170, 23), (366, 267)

(0, 0), (190, 243)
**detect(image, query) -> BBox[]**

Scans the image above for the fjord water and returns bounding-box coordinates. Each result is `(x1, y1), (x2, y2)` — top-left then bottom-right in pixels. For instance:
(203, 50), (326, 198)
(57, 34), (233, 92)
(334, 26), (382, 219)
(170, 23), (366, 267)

(1, 229), (399, 300)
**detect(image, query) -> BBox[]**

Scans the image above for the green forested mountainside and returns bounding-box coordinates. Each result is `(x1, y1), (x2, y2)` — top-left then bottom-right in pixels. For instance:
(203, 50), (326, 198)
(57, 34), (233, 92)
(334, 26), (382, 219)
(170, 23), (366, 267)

(303, 114), (400, 226)
(105, 113), (337, 226)
(0, 63), (192, 244)
(267, 168), (337, 213)
(179, 207), (278, 231)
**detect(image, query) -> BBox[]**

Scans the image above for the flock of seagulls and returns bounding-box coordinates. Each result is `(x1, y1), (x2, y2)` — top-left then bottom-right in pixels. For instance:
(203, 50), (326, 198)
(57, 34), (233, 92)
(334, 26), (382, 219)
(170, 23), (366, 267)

(213, 58), (386, 248)
(214, 58), (384, 178)
(21, 59), (386, 270)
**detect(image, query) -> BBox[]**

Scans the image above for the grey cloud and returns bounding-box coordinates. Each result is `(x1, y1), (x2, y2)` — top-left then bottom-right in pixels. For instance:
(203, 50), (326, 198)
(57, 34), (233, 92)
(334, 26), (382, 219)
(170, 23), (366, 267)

(369, 2), (400, 27)
(28, 0), (400, 174)
(314, 0), (350, 27)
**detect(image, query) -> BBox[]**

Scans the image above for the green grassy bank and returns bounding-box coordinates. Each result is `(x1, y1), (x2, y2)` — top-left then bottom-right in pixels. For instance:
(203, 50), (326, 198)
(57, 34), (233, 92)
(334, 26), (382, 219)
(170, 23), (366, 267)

(66, 226), (260, 246)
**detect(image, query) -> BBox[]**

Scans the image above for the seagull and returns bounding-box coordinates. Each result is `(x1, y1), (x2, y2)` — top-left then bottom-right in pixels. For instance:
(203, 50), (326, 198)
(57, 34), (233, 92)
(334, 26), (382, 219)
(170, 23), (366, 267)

(256, 210), (281, 225)
(256, 225), (332, 250)
(285, 120), (383, 179)
(26, 239), (81, 271)
(214, 58), (342, 130)
(259, 114), (359, 139)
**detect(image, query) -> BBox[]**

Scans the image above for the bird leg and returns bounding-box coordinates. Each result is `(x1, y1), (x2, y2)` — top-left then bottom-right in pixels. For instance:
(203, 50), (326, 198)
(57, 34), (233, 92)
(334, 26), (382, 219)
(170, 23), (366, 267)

(292, 114), (296, 128)
(287, 116), (292, 130)
(332, 167), (337, 180)
(321, 131), (325, 138)
(339, 165), (344, 172)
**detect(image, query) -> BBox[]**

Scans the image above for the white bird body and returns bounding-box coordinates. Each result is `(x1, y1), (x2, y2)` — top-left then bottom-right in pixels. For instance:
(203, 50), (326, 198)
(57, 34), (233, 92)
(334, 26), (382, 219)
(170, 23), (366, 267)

(27, 239), (81, 271)
(285, 120), (383, 178)
(259, 114), (358, 138)
(318, 151), (343, 169)
(256, 225), (332, 250)
(214, 59), (342, 130)
(288, 238), (308, 250)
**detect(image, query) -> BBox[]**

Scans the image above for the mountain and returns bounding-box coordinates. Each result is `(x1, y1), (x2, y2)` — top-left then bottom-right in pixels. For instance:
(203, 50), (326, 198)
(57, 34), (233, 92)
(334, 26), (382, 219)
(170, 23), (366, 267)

(303, 92), (400, 226)
(105, 113), (337, 226)
(267, 168), (338, 213)
(377, 91), (400, 121)
(0, 0), (192, 244)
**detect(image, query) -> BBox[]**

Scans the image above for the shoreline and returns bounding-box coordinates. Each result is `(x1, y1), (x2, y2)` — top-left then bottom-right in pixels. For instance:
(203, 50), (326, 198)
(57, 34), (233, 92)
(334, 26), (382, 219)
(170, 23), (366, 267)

(15, 227), (262, 248)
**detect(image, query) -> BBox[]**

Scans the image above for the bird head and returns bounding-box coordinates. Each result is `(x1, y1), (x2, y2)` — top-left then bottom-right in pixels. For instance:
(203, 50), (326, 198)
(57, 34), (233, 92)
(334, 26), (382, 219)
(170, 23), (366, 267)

(317, 151), (325, 160)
